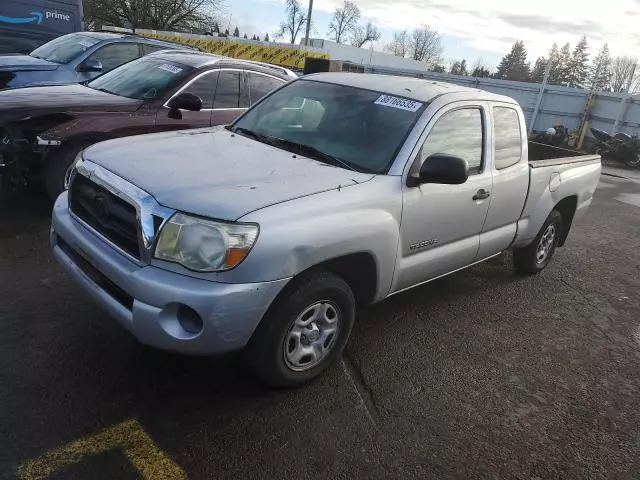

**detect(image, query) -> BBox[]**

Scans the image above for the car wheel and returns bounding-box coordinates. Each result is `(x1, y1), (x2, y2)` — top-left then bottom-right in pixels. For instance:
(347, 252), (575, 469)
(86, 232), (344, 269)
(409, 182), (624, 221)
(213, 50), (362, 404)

(626, 153), (640, 168)
(513, 210), (563, 274)
(246, 270), (356, 387)
(44, 142), (92, 201)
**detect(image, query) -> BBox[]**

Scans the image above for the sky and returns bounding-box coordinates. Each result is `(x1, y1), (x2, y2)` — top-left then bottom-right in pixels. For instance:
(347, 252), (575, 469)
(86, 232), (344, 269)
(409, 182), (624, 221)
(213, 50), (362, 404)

(225, 0), (640, 70)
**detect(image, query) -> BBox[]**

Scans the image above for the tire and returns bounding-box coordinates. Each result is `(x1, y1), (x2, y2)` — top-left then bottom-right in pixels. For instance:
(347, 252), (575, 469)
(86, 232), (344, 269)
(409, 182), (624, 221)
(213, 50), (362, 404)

(513, 210), (563, 274)
(246, 270), (356, 388)
(626, 153), (640, 168)
(44, 142), (91, 201)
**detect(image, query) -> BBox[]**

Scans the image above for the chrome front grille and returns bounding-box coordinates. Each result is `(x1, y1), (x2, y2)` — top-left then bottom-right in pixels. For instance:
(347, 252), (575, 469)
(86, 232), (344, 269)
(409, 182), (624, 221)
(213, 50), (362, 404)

(68, 160), (175, 264)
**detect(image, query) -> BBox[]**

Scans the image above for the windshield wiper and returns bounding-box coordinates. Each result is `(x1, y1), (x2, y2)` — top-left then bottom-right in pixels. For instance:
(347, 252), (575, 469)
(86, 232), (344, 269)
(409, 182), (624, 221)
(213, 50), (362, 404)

(231, 127), (372, 173)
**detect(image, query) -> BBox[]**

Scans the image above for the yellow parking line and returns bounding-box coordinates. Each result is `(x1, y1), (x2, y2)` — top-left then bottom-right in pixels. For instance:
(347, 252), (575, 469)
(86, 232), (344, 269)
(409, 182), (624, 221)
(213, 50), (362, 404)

(20, 419), (186, 480)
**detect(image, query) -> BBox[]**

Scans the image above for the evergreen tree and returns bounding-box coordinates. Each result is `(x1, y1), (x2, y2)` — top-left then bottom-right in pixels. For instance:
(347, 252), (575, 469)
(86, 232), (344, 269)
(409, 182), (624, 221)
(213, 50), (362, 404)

(556, 42), (572, 86)
(233, 26), (240, 37)
(495, 40), (530, 82)
(471, 65), (490, 77)
(264, 33), (270, 42)
(224, 28), (229, 35)
(568, 35), (589, 88)
(430, 64), (445, 73)
(531, 56), (547, 83)
(588, 43), (612, 91)
(212, 22), (219, 33)
(243, 33), (248, 39)
(547, 43), (562, 85)
(449, 59), (468, 75)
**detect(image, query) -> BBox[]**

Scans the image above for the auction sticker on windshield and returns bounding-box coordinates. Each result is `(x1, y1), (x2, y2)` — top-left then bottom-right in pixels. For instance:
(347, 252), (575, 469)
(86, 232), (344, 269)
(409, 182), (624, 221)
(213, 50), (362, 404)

(374, 95), (423, 112)
(157, 64), (183, 74)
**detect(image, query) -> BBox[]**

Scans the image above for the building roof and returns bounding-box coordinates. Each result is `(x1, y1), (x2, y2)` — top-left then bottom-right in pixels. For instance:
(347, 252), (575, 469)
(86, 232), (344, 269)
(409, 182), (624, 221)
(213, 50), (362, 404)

(304, 72), (517, 104)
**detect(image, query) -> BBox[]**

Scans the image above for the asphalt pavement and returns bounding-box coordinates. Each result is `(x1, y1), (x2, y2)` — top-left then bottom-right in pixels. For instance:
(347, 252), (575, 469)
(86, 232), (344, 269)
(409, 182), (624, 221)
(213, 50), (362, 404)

(1, 171), (640, 479)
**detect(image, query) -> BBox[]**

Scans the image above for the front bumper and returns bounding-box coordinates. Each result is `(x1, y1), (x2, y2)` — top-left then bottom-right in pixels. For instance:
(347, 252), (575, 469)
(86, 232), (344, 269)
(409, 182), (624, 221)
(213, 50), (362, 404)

(51, 192), (290, 355)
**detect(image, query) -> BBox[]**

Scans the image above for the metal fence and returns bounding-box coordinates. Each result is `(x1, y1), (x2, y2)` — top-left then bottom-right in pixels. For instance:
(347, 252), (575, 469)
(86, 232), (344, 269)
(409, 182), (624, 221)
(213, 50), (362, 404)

(364, 66), (640, 139)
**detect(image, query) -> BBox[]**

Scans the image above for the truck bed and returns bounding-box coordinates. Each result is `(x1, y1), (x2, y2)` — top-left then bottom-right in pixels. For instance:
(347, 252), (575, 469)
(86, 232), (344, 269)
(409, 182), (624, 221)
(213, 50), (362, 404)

(528, 141), (599, 168)
(512, 141), (601, 248)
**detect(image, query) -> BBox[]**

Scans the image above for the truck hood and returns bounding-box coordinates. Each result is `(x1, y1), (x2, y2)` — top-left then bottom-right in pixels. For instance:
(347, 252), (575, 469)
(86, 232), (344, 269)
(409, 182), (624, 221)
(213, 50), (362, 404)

(0, 54), (60, 72)
(84, 127), (376, 220)
(0, 84), (143, 123)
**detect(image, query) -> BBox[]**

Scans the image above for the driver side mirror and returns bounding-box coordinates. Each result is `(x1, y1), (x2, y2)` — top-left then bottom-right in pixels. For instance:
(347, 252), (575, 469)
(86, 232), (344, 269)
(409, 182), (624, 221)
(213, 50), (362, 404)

(167, 92), (203, 119)
(409, 154), (469, 186)
(77, 58), (103, 73)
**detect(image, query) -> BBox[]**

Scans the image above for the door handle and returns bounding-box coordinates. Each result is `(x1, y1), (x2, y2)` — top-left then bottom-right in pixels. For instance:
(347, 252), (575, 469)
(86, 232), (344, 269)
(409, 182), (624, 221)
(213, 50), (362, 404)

(472, 189), (491, 200)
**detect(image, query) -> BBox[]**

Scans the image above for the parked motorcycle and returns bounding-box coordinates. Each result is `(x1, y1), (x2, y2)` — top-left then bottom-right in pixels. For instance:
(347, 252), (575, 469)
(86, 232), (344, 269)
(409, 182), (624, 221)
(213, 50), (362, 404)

(531, 125), (570, 147)
(590, 128), (640, 168)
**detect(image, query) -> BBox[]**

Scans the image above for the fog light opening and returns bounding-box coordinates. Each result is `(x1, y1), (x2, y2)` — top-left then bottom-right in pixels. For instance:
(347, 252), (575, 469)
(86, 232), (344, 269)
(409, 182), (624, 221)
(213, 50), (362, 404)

(176, 304), (203, 334)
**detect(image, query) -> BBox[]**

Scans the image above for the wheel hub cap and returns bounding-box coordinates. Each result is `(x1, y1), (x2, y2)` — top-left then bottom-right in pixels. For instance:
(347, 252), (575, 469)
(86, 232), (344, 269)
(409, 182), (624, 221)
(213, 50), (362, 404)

(283, 301), (341, 372)
(536, 224), (556, 264)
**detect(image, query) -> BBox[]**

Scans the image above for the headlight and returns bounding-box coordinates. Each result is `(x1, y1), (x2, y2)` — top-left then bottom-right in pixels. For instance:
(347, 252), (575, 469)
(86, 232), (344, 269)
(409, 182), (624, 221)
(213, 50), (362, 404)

(64, 151), (84, 190)
(154, 213), (259, 272)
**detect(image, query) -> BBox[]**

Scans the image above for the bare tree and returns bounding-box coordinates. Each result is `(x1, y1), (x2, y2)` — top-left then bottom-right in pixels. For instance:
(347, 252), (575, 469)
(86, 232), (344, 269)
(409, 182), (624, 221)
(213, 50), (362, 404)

(83, 0), (223, 32)
(328, 1), (360, 44)
(277, 0), (307, 44)
(610, 56), (638, 93)
(350, 22), (380, 48)
(409, 25), (442, 67)
(385, 30), (409, 58)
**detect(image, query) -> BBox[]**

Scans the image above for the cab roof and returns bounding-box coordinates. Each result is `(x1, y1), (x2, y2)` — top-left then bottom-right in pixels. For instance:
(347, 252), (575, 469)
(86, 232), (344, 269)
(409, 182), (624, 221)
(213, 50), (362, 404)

(304, 72), (517, 104)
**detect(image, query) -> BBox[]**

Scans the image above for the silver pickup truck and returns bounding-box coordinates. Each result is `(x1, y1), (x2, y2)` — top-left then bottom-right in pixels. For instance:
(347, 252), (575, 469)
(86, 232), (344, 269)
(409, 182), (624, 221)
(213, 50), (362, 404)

(51, 73), (601, 386)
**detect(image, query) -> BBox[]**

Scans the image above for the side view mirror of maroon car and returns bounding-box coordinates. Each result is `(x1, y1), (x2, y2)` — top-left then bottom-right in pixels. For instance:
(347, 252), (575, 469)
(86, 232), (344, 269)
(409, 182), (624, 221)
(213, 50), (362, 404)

(0, 50), (296, 200)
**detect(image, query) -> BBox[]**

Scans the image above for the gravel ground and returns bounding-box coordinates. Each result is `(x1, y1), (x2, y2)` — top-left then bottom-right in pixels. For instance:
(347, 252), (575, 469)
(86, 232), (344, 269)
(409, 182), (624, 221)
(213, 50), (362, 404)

(1, 172), (639, 479)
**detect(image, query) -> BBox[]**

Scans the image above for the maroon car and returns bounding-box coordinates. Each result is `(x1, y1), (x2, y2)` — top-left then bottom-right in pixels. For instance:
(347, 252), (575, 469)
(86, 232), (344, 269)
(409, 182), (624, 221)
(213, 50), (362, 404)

(0, 50), (295, 199)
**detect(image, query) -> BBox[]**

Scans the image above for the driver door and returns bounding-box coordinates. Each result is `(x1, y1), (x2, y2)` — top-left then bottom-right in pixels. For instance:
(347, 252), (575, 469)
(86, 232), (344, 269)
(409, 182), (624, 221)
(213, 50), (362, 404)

(392, 102), (493, 293)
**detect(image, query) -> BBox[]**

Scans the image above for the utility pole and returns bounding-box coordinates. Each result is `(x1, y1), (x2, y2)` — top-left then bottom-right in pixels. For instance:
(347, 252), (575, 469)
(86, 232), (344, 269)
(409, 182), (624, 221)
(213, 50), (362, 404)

(528, 57), (552, 135)
(303, 0), (313, 46)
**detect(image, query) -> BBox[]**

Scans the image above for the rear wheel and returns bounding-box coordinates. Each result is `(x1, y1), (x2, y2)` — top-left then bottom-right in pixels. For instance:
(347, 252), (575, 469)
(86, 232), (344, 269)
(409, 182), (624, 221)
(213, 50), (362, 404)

(246, 271), (355, 387)
(44, 142), (92, 201)
(513, 210), (563, 274)
(626, 152), (640, 168)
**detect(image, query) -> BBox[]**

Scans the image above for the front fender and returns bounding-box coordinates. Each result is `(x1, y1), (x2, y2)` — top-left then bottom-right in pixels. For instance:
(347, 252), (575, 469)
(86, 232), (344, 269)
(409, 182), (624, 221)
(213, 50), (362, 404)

(229, 177), (403, 301)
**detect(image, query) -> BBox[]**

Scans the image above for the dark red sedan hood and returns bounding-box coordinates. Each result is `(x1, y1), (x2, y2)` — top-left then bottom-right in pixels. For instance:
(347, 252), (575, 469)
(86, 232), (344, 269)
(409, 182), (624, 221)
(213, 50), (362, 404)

(0, 84), (143, 123)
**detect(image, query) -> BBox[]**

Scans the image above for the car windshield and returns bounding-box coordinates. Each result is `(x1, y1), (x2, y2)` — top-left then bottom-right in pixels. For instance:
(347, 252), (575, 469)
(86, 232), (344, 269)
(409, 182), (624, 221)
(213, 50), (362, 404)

(231, 79), (426, 174)
(30, 33), (101, 64)
(87, 56), (194, 100)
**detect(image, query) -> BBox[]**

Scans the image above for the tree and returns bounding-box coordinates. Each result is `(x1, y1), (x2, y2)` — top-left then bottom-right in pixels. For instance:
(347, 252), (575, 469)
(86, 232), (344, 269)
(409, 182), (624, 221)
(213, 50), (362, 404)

(470, 58), (490, 77)
(212, 22), (219, 33)
(556, 43), (572, 86)
(610, 56), (638, 92)
(449, 59), (468, 76)
(277, 0), (307, 44)
(531, 56), (547, 83)
(408, 25), (442, 67)
(430, 64), (446, 73)
(83, 0), (222, 32)
(350, 22), (380, 48)
(233, 26), (240, 37)
(588, 44), (612, 91)
(568, 35), (589, 88)
(264, 33), (270, 42)
(385, 30), (409, 58)
(328, 1), (360, 44)
(495, 40), (530, 82)
(224, 28), (229, 36)
(243, 33), (248, 39)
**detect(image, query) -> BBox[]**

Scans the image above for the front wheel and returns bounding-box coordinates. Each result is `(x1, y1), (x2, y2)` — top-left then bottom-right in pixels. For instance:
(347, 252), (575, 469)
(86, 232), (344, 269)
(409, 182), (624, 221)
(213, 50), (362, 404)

(246, 271), (356, 387)
(513, 210), (563, 274)
(626, 153), (640, 168)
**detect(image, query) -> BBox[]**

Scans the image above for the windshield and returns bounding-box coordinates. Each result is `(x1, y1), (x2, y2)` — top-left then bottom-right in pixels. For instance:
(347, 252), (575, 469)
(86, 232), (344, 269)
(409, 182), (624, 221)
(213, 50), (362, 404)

(30, 33), (101, 64)
(87, 56), (194, 100)
(231, 79), (426, 174)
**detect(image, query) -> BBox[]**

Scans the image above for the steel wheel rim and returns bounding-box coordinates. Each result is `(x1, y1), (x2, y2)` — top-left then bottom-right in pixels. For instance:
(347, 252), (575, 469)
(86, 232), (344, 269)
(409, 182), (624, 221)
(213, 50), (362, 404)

(536, 224), (556, 264)
(283, 301), (341, 372)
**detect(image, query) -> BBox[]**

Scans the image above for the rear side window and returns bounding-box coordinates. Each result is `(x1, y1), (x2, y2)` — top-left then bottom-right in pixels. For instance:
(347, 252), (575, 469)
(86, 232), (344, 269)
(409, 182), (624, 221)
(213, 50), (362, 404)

(247, 72), (284, 105)
(213, 71), (240, 108)
(182, 71), (219, 109)
(493, 107), (522, 170)
(87, 43), (140, 72)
